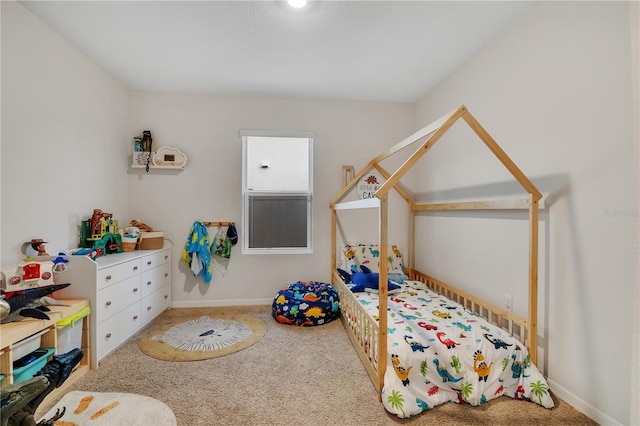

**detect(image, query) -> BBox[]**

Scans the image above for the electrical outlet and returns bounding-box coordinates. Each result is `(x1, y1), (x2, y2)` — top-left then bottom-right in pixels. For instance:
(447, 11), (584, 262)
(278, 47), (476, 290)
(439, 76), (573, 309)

(504, 294), (513, 312)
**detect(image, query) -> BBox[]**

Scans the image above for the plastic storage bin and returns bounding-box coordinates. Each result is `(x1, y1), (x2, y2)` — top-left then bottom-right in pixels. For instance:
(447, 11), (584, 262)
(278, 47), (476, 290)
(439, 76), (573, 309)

(12, 348), (55, 383)
(13, 329), (48, 360)
(56, 306), (90, 355)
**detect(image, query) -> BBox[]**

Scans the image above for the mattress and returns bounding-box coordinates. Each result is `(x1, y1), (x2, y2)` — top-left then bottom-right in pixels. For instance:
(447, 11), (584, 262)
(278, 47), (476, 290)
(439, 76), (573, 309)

(349, 279), (554, 417)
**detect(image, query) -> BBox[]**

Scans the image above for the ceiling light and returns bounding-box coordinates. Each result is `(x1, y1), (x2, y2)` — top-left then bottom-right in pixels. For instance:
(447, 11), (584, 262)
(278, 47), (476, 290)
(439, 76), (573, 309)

(288, 0), (307, 8)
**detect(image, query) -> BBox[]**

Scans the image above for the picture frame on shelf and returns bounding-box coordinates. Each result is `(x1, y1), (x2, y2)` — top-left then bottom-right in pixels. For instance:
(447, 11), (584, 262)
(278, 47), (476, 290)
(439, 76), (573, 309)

(133, 151), (155, 166)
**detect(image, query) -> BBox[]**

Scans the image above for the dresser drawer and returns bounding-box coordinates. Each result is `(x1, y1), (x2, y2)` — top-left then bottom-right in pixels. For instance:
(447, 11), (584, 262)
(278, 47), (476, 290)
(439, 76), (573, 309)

(96, 275), (141, 323)
(97, 259), (141, 289)
(96, 302), (141, 361)
(141, 286), (171, 325)
(140, 262), (170, 298)
(58, 244), (172, 370)
(140, 250), (170, 273)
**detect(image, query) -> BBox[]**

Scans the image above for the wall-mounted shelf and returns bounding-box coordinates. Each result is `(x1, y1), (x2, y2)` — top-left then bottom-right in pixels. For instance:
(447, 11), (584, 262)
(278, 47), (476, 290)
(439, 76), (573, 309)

(131, 146), (187, 172)
(131, 164), (185, 170)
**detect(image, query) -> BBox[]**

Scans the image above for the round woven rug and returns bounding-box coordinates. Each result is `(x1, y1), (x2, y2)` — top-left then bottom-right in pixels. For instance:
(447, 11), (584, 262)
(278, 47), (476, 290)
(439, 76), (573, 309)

(139, 312), (266, 361)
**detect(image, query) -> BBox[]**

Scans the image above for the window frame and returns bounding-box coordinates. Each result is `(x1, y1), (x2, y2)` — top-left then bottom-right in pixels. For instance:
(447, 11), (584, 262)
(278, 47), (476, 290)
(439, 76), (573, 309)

(240, 129), (314, 255)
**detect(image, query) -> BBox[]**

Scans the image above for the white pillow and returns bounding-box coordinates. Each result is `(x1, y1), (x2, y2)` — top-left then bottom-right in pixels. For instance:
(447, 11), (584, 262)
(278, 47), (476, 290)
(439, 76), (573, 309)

(341, 243), (406, 275)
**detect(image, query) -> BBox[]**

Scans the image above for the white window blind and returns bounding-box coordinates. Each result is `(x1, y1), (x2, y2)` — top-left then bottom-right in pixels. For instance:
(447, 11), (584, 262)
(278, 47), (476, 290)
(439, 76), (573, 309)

(241, 131), (314, 254)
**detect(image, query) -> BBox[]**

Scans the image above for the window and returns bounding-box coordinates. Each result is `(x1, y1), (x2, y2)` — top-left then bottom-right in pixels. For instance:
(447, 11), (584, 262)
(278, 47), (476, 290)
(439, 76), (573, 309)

(241, 130), (314, 254)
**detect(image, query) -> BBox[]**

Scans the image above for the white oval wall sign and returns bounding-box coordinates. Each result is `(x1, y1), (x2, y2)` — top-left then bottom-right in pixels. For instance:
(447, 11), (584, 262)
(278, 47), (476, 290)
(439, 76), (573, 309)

(356, 173), (385, 199)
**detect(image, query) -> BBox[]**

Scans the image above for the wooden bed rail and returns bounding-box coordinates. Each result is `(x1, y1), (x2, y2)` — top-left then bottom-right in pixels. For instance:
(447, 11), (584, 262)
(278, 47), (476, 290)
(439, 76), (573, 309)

(331, 270), (381, 392)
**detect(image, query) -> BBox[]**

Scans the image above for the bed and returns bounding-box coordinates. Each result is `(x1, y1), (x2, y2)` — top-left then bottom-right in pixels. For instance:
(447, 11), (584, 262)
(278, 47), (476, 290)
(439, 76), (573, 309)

(329, 105), (553, 418)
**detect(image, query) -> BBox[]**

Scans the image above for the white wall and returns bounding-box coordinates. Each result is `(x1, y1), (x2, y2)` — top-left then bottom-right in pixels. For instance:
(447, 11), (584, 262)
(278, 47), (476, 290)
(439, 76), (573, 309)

(1, 1), (130, 264)
(414, 2), (635, 425)
(126, 91), (415, 305)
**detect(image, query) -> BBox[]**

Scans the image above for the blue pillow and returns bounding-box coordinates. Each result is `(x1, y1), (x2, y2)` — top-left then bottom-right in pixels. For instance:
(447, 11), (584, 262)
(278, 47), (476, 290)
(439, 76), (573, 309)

(337, 266), (400, 292)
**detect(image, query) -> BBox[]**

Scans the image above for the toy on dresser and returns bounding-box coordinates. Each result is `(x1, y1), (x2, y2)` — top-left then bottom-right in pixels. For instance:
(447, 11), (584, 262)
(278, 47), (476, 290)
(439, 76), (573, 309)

(1, 252), (71, 323)
(22, 239), (48, 257)
(2, 238), (63, 292)
(1, 260), (55, 292)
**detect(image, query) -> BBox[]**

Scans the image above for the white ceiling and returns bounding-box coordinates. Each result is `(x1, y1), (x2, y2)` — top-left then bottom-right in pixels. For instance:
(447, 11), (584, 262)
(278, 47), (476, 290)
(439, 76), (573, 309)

(20, 1), (533, 103)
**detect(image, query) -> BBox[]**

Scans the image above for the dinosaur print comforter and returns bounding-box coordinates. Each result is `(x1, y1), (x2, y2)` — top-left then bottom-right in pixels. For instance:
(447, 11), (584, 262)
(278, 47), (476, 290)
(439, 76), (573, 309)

(351, 280), (554, 418)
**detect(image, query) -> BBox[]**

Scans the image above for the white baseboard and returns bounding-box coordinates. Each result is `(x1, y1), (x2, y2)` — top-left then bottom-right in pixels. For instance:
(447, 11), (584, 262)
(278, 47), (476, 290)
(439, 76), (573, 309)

(170, 298), (273, 308)
(548, 379), (621, 425)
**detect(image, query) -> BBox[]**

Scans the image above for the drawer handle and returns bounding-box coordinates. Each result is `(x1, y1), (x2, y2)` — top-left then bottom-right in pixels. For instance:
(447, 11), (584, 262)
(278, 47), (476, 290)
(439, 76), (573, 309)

(147, 281), (152, 286)
(106, 275), (112, 281)
(106, 333), (112, 338)
(133, 266), (138, 271)
(164, 273), (169, 278)
(147, 306), (152, 311)
(133, 315), (139, 320)
(133, 288), (138, 293)
(164, 255), (169, 260)
(105, 301), (112, 306)
(164, 295), (169, 300)
(147, 261), (152, 266)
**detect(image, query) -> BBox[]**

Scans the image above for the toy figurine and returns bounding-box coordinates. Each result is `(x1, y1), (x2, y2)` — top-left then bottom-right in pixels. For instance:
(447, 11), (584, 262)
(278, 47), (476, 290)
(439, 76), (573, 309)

(141, 130), (153, 172)
(141, 130), (152, 152)
(32, 239), (48, 256)
(90, 209), (104, 239)
(133, 136), (143, 152)
(23, 239), (48, 257)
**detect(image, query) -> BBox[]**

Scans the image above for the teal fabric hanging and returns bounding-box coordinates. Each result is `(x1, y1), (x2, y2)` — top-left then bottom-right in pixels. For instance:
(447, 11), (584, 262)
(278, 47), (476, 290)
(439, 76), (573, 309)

(181, 221), (212, 284)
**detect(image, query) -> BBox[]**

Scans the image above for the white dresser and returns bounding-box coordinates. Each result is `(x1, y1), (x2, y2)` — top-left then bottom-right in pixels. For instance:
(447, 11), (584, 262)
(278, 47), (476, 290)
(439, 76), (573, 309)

(55, 242), (172, 368)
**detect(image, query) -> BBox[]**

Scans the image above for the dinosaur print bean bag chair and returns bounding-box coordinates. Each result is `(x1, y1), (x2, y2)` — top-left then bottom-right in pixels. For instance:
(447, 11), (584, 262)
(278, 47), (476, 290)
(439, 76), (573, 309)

(272, 281), (340, 327)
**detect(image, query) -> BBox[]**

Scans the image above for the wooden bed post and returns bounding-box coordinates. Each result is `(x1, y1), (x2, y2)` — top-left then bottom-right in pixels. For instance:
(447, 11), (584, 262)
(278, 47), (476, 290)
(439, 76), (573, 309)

(528, 194), (539, 365)
(331, 208), (336, 278)
(378, 194), (389, 401)
(408, 208), (415, 276)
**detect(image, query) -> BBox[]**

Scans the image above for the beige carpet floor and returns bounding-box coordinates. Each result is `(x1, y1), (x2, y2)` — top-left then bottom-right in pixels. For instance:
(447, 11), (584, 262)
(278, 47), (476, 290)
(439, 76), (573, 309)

(37, 305), (597, 425)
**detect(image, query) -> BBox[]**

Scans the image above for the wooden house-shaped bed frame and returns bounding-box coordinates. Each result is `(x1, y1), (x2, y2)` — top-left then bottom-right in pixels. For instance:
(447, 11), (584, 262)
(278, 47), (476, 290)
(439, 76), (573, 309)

(329, 105), (543, 398)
